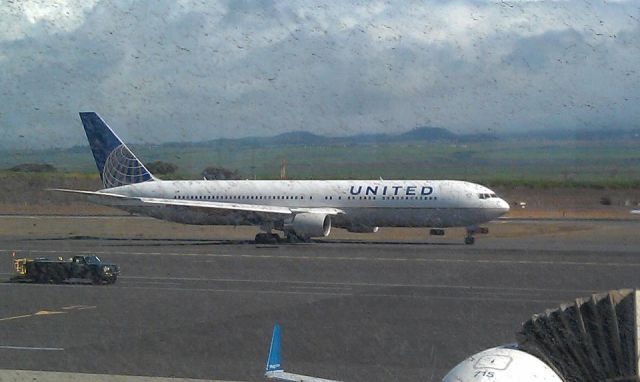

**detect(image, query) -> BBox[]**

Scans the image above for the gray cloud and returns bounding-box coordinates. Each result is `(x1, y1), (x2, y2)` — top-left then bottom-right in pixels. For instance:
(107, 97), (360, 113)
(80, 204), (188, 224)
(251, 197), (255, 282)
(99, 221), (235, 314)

(0, 0), (639, 149)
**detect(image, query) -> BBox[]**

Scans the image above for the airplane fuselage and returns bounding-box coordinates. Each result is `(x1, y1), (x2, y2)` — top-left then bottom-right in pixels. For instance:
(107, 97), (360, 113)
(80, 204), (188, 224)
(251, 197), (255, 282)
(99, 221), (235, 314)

(68, 112), (511, 242)
(98, 179), (509, 229)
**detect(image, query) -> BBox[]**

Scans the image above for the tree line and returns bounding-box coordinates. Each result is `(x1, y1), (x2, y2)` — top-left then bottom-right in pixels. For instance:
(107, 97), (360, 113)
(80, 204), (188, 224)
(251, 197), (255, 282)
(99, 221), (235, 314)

(5, 161), (240, 180)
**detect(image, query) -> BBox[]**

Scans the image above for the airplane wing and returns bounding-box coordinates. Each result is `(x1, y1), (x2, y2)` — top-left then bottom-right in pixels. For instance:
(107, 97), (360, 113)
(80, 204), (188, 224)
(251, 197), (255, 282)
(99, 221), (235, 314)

(265, 324), (343, 382)
(49, 189), (344, 220)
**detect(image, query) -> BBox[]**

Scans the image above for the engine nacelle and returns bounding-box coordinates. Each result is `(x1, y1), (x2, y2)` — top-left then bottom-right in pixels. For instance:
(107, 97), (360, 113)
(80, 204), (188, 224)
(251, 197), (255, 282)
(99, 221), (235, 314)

(284, 213), (331, 238)
(442, 346), (562, 382)
(345, 225), (379, 233)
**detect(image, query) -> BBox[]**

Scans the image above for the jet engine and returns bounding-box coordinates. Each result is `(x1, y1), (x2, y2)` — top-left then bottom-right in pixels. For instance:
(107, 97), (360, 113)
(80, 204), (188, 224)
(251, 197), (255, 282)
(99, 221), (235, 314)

(284, 213), (331, 238)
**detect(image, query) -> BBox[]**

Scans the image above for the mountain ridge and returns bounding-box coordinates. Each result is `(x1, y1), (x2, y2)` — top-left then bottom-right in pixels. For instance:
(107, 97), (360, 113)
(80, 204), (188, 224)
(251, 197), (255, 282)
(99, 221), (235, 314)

(3, 125), (640, 154)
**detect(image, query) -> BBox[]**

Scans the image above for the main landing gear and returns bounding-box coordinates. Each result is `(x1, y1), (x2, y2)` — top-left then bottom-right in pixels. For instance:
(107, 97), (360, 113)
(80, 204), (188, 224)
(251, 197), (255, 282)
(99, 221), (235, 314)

(285, 232), (311, 243)
(255, 232), (280, 244)
(254, 232), (311, 244)
(430, 228), (446, 236)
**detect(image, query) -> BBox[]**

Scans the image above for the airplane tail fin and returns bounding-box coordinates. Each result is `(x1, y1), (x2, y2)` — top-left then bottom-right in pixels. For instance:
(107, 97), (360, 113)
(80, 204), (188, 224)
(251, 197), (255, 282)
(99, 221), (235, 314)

(266, 324), (283, 373)
(264, 324), (342, 382)
(79, 112), (155, 189)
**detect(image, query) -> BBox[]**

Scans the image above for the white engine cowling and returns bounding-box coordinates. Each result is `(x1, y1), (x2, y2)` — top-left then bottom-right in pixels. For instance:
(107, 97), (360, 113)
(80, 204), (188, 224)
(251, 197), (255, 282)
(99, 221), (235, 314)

(284, 213), (331, 238)
(442, 346), (562, 382)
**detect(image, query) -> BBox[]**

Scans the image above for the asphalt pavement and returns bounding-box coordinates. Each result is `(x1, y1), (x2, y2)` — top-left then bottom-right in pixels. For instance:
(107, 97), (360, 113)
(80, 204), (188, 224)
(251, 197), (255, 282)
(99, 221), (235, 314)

(1, 218), (639, 381)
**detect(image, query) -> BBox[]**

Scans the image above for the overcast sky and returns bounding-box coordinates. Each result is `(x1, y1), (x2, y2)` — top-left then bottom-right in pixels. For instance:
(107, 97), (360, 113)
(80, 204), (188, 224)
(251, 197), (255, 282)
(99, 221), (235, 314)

(0, 0), (638, 149)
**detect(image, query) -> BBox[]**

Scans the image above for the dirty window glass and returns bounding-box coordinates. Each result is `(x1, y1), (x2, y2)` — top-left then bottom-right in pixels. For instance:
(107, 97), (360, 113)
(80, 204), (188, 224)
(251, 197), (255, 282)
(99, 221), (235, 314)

(1, 1), (639, 382)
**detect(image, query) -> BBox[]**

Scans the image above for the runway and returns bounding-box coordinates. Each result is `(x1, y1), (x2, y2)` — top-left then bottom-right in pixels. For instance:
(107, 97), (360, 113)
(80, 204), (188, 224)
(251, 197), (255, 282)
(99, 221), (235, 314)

(1, 217), (639, 381)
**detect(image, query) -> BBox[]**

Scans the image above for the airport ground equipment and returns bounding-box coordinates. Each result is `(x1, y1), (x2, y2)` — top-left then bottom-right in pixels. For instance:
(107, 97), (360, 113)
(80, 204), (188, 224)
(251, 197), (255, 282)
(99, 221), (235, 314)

(266, 289), (640, 381)
(12, 254), (119, 284)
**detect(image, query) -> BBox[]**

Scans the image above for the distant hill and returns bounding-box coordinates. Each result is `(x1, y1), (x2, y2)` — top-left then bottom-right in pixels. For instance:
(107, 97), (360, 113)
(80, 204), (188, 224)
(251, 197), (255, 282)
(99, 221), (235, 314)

(1, 124), (639, 184)
(397, 126), (459, 141)
(176, 126), (496, 149)
(509, 128), (640, 141)
(3, 126), (638, 169)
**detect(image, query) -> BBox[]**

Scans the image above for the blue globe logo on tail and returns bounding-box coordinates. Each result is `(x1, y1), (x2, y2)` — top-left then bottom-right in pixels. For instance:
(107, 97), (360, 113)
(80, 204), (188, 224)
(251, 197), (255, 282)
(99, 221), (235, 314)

(102, 144), (152, 188)
(80, 112), (154, 189)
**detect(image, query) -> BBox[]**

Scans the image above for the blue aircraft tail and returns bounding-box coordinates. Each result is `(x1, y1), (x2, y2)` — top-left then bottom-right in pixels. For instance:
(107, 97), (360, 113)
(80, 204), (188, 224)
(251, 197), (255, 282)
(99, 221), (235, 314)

(266, 324), (283, 372)
(79, 112), (154, 189)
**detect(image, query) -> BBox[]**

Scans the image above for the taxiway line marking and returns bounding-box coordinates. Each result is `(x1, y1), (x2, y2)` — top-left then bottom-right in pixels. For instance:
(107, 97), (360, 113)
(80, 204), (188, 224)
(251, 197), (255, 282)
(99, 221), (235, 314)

(0, 305), (94, 322)
(289, 285), (353, 291)
(0, 345), (64, 351)
(0, 311), (67, 322)
(0, 369), (240, 381)
(3, 248), (639, 267)
(115, 275), (609, 296)
(107, 284), (573, 304)
(0, 314), (33, 322)
(0, 272), (599, 296)
(33, 310), (66, 316)
(0, 215), (132, 219)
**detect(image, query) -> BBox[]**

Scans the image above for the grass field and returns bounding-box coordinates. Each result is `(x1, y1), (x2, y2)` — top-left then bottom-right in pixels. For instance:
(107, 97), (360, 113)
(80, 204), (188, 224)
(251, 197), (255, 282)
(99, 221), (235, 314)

(2, 138), (640, 188)
(0, 171), (639, 218)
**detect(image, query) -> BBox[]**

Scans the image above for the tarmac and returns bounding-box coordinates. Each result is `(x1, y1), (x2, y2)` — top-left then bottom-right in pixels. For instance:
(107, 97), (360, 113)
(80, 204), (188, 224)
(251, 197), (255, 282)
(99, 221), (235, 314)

(1, 216), (640, 382)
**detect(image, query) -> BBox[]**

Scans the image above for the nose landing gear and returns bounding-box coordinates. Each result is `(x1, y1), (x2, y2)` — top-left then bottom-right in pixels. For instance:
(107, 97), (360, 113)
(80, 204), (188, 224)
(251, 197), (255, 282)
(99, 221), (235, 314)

(464, 226), (489, 245)
(465, 226), (477, 245)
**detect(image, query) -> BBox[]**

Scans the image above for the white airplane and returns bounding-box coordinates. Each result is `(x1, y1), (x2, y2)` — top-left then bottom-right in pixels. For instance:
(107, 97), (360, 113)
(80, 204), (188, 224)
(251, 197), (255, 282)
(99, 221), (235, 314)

(264, 324), (563, 382)
(53, 112), (509, 244)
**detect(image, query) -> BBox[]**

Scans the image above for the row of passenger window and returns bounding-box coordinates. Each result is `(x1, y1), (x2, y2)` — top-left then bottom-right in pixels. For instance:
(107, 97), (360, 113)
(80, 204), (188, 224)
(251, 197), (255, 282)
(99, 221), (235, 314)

(324, 196), (437, 200)
(174, 195), (309, 200)
(174, 194), (438, 201)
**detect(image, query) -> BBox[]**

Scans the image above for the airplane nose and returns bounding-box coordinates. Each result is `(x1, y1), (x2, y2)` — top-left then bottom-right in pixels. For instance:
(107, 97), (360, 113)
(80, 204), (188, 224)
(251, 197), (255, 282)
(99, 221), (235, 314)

(498, 198), (510, 214)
